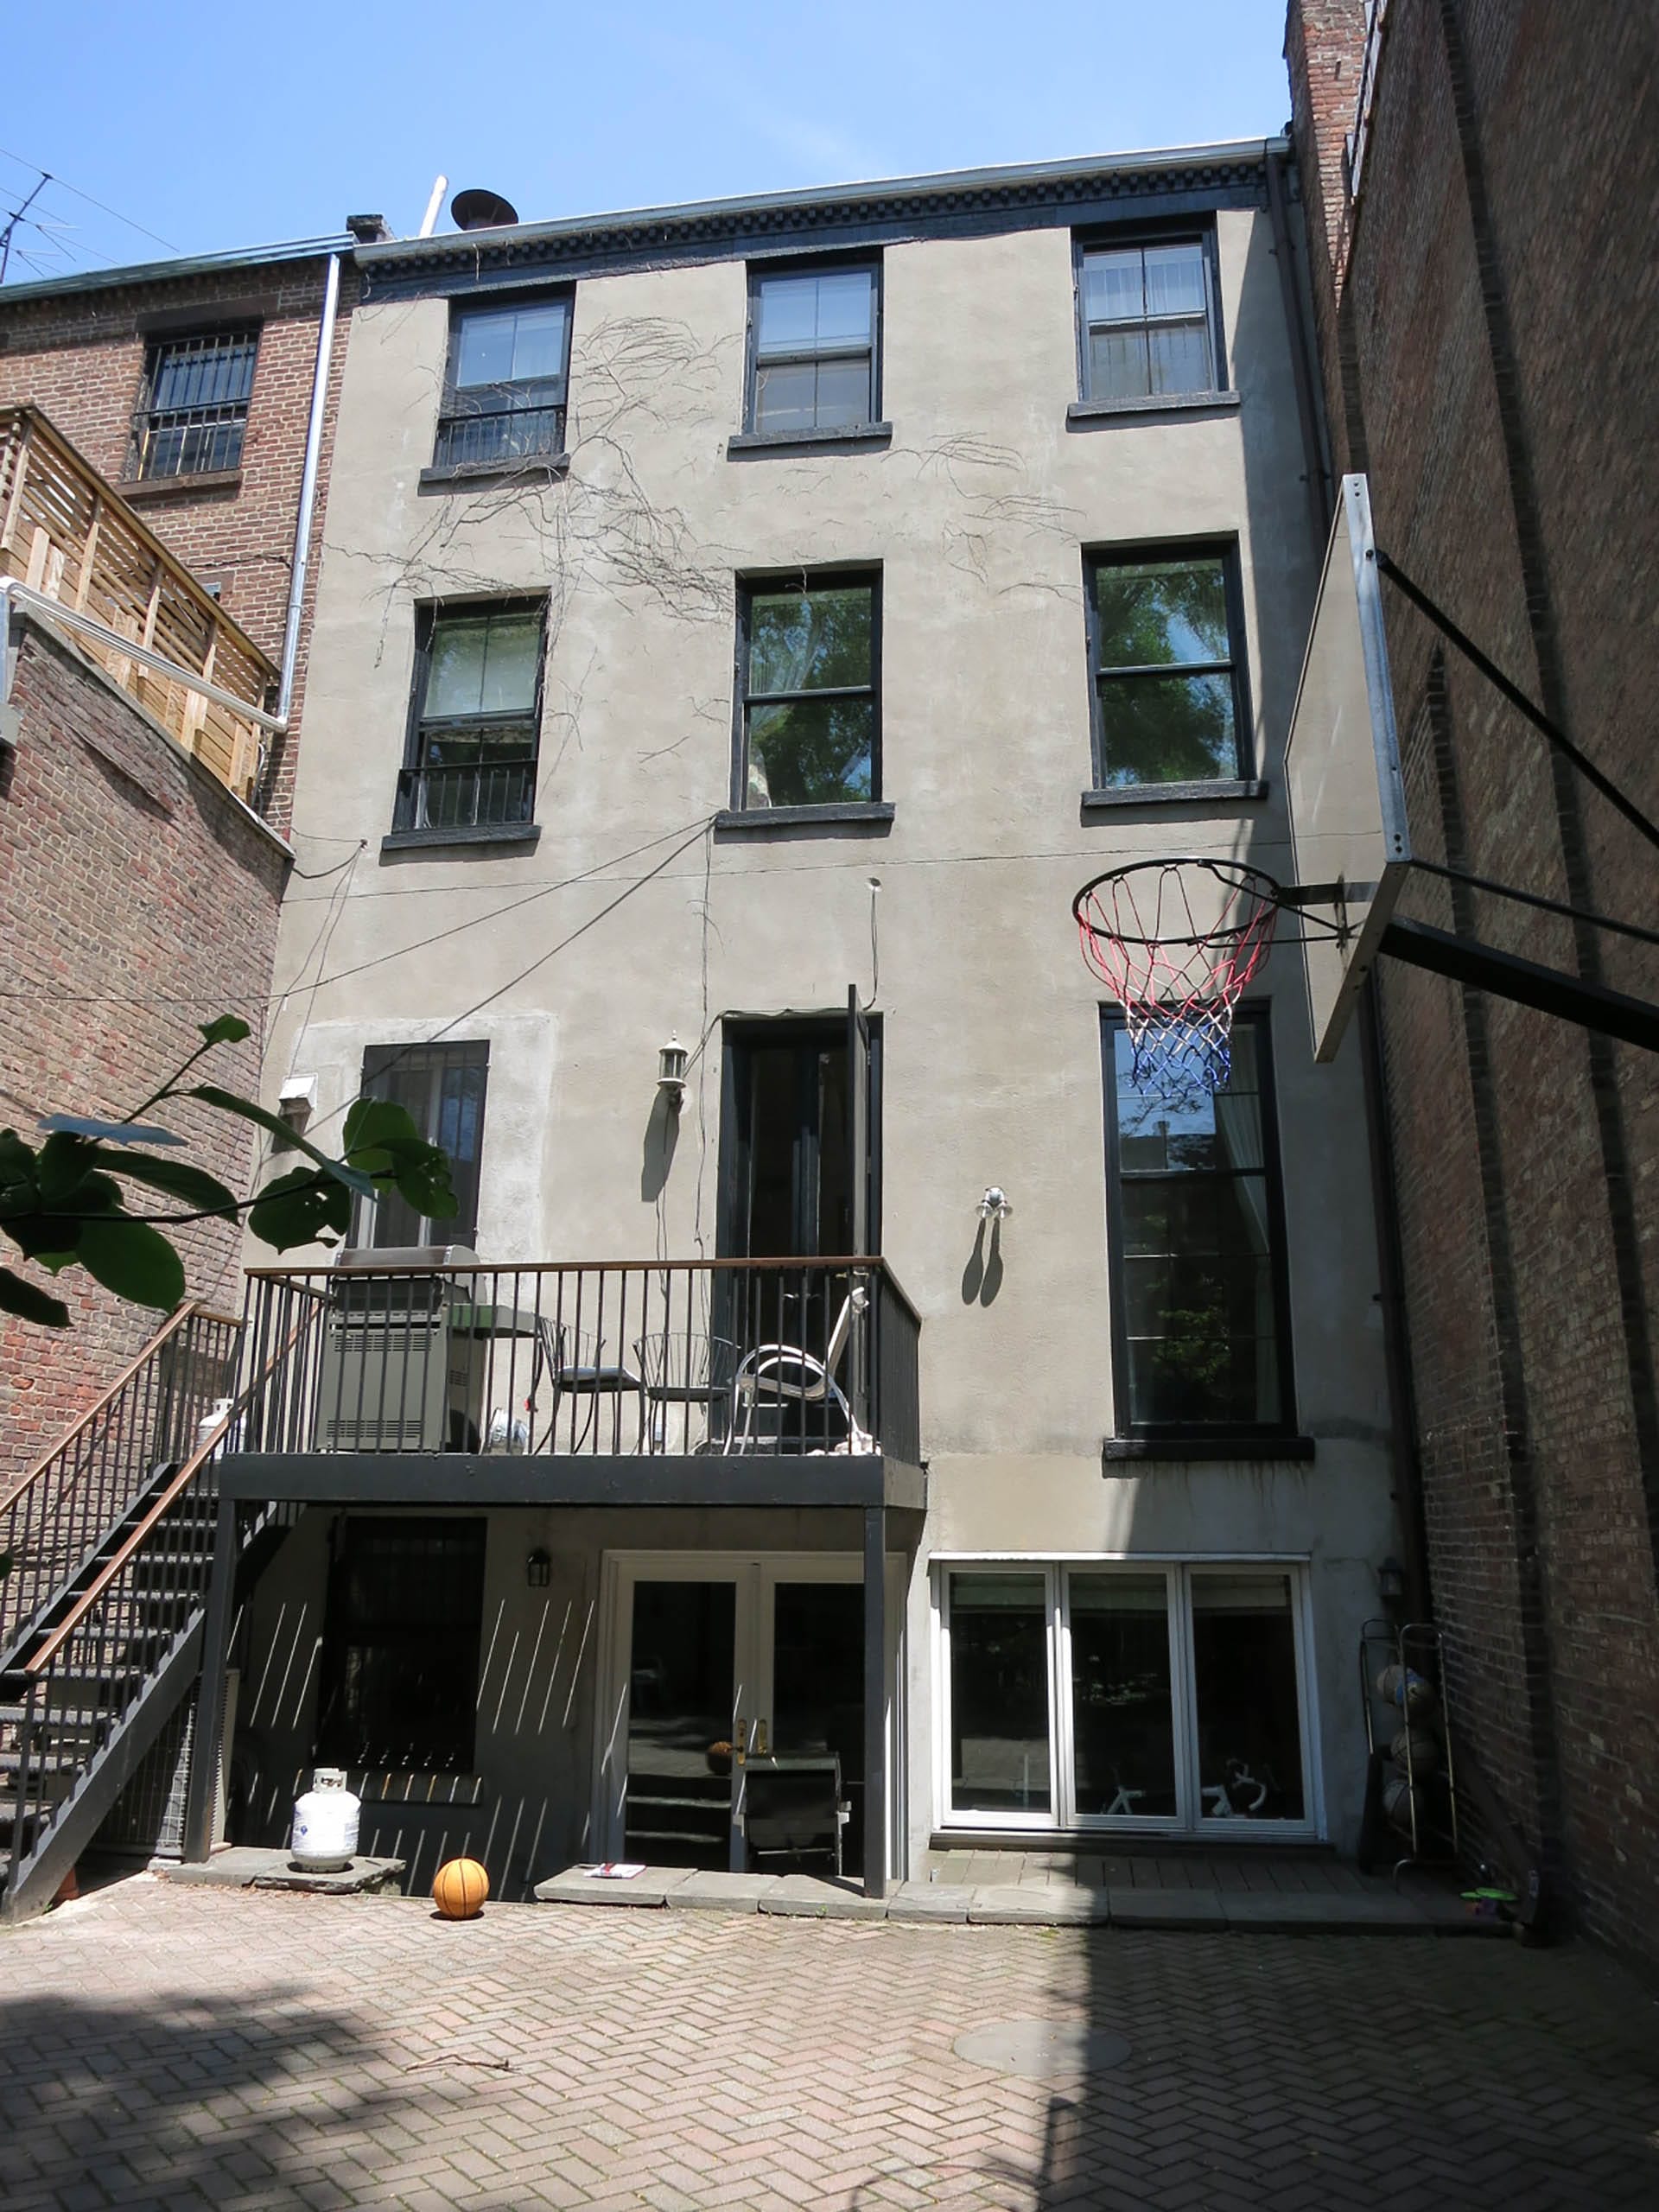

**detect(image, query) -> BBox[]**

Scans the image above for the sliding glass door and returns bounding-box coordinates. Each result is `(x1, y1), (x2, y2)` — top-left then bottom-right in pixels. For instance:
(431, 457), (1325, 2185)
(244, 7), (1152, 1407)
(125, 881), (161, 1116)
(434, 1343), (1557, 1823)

(939, 1562), (1314, 1835)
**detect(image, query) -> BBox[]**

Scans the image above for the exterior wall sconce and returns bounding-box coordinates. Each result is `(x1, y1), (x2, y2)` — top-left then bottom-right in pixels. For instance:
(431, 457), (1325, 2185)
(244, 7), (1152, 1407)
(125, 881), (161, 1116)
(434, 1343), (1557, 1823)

(977, 1187), (1013, 1222)
(658, 1035), (689, 1106)
(1377, 1557), (1408, 1609)
(525, 1548), (552, 1589)
(275, 1075), (317, 1152)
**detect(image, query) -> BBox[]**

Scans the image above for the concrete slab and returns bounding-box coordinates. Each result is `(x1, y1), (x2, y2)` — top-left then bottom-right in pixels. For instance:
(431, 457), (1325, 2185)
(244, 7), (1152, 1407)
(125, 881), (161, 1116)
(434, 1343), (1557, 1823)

(533, 1866), (692, 1908)
(968, 1885), (1111, 1926)
(887, 1882), (974, 1923)
(1221, 1890), (1424, 1933)
(758, 1874), (887, 1920)
(1106, 1885), (1228, 1929)
(156, 1849), (405, 1896)
(665, 1872), (777, 1914)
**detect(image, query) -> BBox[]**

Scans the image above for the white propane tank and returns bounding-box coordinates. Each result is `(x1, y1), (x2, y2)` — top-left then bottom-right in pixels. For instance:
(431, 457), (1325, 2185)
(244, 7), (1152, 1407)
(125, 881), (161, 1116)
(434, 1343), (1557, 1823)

(290, 1767), (360, 1872)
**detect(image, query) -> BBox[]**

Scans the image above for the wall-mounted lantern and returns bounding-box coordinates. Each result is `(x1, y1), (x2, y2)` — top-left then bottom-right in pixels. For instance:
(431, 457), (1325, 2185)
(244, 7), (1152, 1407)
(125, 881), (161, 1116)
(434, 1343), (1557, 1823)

(977, 1187), (1013, 1222)
(1377, 1556), (1408, 1610)
(658, 1035), (689, 1107)
(525, 1548), (552, 1589)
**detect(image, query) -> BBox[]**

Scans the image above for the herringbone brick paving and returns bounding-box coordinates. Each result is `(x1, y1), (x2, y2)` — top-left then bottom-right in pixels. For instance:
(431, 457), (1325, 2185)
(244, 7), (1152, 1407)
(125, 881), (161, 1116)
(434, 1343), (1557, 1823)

(2, 1878), (1655, 2209)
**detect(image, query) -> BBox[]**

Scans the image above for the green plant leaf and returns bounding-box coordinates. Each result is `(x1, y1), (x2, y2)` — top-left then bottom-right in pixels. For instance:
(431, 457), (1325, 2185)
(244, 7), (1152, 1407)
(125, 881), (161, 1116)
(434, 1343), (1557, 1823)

(375, 1137), (459, 1217)
(96, 1151), (240, 1219)
(187, 1086), (378, 1200)
(342, 1096), (424, 1155)
(74, 1218), (186, 1310)
(0, 1266), (70, 1327)
(37, 1116), (185, 1147)
(247, 1166), (353, 1250)
(199, 1014), (252, 1046)
(35, 1132), (100, 1204)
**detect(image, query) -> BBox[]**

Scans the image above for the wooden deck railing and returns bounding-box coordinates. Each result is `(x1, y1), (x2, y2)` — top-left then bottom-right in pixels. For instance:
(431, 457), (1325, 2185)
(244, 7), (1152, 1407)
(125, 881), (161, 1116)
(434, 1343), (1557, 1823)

(0, 406), (277, 804)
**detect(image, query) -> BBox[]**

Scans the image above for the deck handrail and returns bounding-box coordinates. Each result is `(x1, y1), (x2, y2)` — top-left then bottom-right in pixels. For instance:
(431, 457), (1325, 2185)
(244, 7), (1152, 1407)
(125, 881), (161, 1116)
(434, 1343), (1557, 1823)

(0, 405), (278, 802)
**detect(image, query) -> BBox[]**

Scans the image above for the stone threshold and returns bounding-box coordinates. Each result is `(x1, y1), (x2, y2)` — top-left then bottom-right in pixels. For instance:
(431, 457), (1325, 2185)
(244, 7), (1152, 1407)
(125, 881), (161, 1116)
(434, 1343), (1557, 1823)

(156, 1847), (406, 1896)
(533, 1865), (1503, 1935)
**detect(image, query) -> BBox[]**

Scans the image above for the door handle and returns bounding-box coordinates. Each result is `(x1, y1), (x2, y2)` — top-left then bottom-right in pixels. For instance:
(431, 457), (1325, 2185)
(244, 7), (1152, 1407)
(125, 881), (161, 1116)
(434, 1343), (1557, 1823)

(753, 1719), (770, 1758)
(734, 1716), (747, 1767)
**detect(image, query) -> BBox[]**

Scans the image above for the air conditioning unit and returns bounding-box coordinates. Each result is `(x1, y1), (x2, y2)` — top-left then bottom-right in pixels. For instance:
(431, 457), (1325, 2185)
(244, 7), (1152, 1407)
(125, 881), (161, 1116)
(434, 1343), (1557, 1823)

(314, 1248), (491, 1452)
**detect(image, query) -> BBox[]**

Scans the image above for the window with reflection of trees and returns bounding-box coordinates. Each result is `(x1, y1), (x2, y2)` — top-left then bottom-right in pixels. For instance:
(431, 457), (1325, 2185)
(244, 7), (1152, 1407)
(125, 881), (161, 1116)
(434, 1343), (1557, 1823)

(736, 575), (879, 809)
(1104, 1013), (1291, 1433)
(1086, 549), (1246, 787)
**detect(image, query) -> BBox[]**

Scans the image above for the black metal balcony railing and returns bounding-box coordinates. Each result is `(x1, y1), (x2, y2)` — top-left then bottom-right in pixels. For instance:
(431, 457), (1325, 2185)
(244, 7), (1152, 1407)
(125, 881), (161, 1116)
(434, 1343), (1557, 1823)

(392, 759), (537, 833)
(432, 403), (564, 473)
(233, 1259), (922, 1465)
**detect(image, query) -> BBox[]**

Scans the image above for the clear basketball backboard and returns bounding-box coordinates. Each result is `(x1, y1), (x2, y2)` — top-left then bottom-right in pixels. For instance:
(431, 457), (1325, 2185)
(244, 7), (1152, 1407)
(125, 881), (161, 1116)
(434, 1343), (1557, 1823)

(1283, 473), (1413, 1061)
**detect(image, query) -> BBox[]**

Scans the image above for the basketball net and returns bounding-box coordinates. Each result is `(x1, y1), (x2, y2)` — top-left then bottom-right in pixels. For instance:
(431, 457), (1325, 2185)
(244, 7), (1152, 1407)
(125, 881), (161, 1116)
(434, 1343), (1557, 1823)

(1076, 861), (1281, 1105)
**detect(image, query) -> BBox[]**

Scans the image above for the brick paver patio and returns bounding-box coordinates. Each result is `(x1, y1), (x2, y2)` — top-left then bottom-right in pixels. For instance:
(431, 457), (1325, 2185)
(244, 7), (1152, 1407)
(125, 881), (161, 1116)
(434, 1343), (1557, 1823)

(3, 1874), (1656, 2209)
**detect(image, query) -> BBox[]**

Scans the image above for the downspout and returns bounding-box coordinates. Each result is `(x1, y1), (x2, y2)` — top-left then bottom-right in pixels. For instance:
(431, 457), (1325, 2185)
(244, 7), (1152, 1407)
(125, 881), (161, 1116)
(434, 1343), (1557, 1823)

(275, 247), (343, 726)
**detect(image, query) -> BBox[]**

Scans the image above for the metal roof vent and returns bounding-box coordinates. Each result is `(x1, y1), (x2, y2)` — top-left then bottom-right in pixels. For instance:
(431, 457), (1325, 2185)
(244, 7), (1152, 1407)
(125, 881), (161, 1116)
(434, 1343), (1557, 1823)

(450, 188), (519, 232)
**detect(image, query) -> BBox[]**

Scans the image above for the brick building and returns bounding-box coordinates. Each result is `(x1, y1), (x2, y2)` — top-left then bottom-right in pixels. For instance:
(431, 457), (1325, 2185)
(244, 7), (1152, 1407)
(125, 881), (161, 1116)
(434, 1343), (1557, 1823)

(1287, 0), (1659, 1962)
(0, 232), (359, 1474)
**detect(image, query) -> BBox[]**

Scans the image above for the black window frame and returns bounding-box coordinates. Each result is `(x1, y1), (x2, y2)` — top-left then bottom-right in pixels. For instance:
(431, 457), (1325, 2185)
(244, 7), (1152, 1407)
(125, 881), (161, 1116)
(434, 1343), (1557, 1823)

(1072, 225), (1228, 407)
(432, 289), (574, 473)
(355, 1039), (490, 1249)
(316, 1516), (486, 1773)
(1099, 1005), (1298, 1443)
(395, 597), (548, 836)
(1083, 540), (1252, 791)
(130, 324), (260, 480)
(732, 567), (883, 813)
(743, 255), (882, 436)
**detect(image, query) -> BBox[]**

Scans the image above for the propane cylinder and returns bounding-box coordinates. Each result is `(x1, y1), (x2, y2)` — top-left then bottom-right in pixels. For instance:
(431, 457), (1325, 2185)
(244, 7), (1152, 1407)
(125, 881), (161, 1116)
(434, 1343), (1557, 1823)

(290, 1766), (360, 1871)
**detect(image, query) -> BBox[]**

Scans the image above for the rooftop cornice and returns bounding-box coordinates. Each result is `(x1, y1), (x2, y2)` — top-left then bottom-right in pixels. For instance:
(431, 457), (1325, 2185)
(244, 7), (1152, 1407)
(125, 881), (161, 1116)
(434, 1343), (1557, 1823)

(0, 234), (355, 308)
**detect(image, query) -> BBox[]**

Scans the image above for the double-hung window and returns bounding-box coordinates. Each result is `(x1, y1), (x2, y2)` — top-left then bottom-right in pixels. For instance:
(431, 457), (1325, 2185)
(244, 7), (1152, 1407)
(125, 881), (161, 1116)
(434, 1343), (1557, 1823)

(131, 327), (259, 479)
(358, 1041), (489, 1249)
(747, 262), (879, 435)
(1077, 235), (1221, 403)
(1103, 1008), (1293, 1437)
(434, 296), (571, 470)
(1086, 546), (1247, 788)
(397, 601), (545, 834)
(735, 574), (880, 810)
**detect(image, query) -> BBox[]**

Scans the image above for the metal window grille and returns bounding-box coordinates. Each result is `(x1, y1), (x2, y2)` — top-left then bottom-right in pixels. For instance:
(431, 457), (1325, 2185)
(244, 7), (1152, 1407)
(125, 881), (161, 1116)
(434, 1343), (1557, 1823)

(133, 327), (258, 479)
(395, 603), (544, 834)
(358, 1040), (489, 1248)
(434, 299), (569, 470)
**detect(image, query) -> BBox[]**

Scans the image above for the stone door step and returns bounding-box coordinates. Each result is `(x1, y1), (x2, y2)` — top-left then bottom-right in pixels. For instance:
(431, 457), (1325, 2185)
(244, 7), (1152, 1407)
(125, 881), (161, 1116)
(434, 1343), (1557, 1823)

(533, 1864), (1500, 1934)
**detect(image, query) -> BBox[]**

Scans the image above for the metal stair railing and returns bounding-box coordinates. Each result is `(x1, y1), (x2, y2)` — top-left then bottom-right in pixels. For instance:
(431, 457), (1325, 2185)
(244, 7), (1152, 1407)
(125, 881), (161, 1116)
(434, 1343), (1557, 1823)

(0, 1304), (242, 1670)
(1, 1321), (302, 1921)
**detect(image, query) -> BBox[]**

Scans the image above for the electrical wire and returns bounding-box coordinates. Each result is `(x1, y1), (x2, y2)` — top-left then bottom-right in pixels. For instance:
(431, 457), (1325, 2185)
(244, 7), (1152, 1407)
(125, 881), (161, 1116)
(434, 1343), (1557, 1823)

(0, 146), (177, 252)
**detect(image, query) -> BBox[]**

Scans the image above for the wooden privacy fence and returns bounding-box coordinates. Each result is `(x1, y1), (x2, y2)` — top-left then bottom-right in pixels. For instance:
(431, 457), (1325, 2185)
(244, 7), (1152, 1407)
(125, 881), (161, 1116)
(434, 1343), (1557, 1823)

(0, 406), (277, 804)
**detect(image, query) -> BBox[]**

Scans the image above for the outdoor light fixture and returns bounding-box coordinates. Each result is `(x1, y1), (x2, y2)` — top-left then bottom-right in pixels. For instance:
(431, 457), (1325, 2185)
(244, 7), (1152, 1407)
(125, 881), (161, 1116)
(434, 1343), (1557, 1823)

(657, 1035), (689, 1105)
(525, 1548), (552, 1589)
(275, 1075), (317, 1151)
(977, 1187), (1013, 1222)
(1377, 1557), (1408, 1608)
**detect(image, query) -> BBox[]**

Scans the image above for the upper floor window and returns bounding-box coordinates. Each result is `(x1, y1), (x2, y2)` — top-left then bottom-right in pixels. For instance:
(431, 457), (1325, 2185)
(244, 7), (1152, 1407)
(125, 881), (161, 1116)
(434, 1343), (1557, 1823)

(1102, 1010), (1293, 1438)
(747, 263), (879, 435)
(434, 296), (571, 470)
(1077, 237), (1220, 404)
(358, 1040), (489, 1249)
(396, 601), (545, 835)
(131, 327), (258, 479)
(1085, 546), (1247, 788)
(735, 573), (880, 810)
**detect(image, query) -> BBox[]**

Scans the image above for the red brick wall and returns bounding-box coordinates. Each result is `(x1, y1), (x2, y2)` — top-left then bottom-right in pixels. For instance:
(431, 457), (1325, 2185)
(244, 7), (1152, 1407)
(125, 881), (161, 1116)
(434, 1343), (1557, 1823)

(0, 620), (289, 1482)
(1287, 0), (1659, 1964)
(0, 253), (350, 829)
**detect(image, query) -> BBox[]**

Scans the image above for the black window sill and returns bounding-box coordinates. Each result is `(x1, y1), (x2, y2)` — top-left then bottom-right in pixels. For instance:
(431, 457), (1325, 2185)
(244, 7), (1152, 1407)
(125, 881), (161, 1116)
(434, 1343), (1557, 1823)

(1083, 779), (1267, 812)
(419, 454), (570, 493)
(381, 822), (542, 855)
(715, 801), (894, 836)
(117, 467), (244, 500)
(727, 422), (893, 457)
(1067, 391), (1241, 425)
(1103, 1434), (1316, 1464)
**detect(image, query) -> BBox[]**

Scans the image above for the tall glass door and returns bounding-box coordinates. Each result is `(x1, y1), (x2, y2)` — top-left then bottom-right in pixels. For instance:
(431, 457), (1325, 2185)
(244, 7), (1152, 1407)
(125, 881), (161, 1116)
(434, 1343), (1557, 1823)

(620, 1575), (745, 1871)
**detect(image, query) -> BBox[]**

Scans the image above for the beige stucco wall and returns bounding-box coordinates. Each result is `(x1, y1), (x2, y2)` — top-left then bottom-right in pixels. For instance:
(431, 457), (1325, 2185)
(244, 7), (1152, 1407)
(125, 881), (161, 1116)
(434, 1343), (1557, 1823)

(253, 204), (1397, 1867)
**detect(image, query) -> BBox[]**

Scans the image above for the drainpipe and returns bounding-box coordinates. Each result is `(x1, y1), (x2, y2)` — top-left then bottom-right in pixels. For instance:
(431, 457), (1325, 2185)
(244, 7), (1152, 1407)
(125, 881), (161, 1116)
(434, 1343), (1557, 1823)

(274, 247), (343, 726)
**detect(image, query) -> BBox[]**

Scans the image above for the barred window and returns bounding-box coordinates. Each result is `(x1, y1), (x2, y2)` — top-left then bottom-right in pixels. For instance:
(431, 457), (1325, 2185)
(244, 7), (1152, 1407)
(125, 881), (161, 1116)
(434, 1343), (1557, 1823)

(434, 297), (570, 471)
(358, 1040), (489, 1249)
(396, 601), (545, 836)
(132, 327), (258, 479)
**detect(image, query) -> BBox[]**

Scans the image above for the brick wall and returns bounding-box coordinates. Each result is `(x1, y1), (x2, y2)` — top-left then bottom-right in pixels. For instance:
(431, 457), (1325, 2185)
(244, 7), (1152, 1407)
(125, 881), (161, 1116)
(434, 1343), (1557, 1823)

(0, 252), (350, 829)
(1287, 0), (1659, 1965)
(0, 619), (289, 1484)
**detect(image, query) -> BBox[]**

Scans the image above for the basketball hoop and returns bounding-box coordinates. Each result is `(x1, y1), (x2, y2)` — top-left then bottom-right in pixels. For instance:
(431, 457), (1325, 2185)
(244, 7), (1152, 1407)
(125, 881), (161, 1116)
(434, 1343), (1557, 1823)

(1073, 858), (1285, 1104)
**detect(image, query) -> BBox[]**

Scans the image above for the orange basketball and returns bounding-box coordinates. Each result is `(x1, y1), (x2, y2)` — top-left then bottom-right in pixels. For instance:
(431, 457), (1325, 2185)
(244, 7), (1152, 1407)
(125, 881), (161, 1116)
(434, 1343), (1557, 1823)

(432, 1857), (489, 1919)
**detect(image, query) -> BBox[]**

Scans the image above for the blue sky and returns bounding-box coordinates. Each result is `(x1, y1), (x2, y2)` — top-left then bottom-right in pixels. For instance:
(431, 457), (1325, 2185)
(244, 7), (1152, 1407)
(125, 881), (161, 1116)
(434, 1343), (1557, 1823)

(3, 0), (1292, 282)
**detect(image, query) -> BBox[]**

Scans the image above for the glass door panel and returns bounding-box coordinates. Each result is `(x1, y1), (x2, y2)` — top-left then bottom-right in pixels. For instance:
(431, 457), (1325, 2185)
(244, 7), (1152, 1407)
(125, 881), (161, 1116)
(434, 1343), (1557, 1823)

(623, 1580), (740, 1868)
(1190, 1572), (1306, 1821)
(1067, 1572), (1178, 1820)
(762, 1578), (864, 1877)
(947, 1572), (1052, 1819)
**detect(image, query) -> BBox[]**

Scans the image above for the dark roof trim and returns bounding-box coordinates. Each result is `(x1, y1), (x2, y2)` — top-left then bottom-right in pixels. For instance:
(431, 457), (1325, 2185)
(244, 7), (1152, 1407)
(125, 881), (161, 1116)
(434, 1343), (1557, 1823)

(359, 142), (1288, 303)
(0, 235), (354, 308)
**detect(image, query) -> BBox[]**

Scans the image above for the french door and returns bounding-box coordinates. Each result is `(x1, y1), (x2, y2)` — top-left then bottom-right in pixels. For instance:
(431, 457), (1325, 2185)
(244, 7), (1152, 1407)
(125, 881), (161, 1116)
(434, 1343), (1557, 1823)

(937, 1561), (1319, 1837)
(597, 1554), (900, 1875)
